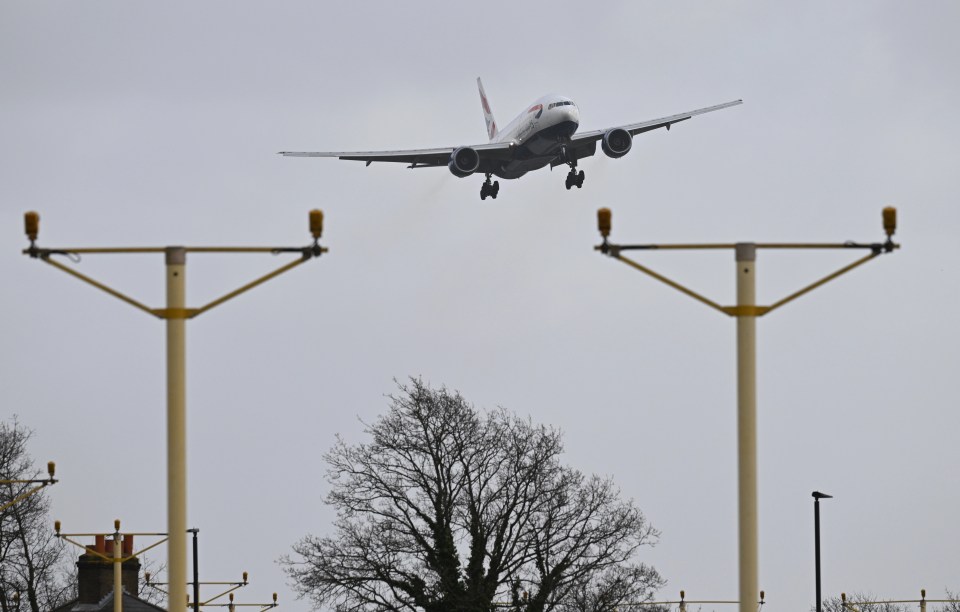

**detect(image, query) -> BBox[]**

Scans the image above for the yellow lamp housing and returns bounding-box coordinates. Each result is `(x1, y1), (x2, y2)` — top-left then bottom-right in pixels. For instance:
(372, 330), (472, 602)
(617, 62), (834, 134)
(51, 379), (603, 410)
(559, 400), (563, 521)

(25, 211), (40, 242)
(680, 590), (685, 600)
(242, 571), (248, 584)
(882, 207), (897, 237)
(47, 461), (56, 479)
(597, 208), (612, 238)
(54, 520), (61, 535)
(229, 594), (235, 603)
(309, 209), (324, 240)
(272, 593), (278, 604)
(760, 591), (765, 601)
(114, 519), (121, 531)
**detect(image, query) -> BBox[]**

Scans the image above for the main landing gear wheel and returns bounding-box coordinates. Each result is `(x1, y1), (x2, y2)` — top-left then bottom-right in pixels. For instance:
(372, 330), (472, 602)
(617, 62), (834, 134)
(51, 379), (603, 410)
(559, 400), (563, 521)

(480, 175), (500, 200)
(565, 168), (585, 190)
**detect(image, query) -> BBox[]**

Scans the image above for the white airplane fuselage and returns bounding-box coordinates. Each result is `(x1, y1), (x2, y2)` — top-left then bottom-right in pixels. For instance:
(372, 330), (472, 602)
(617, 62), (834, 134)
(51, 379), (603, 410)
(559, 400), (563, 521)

(489, 94), (581, 179)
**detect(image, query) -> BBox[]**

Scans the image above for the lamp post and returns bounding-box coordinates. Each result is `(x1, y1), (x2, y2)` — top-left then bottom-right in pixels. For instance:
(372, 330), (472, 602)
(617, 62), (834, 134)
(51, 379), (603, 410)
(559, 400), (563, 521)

(812, 491), (832, 612)
(189, 528), (200, 612)
(593, 208), (899, 612)
(23, 211), (327, 612)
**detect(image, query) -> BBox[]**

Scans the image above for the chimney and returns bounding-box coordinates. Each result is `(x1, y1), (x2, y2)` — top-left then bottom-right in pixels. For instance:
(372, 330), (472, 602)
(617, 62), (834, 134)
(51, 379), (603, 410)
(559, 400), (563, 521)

(76, 536), (141, 604)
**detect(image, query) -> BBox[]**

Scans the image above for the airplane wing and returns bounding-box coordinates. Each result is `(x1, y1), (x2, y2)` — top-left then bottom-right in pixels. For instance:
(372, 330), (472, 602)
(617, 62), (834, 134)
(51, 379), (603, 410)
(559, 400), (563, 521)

(566, 99), (742, 154)
(279, 141), (515, 168)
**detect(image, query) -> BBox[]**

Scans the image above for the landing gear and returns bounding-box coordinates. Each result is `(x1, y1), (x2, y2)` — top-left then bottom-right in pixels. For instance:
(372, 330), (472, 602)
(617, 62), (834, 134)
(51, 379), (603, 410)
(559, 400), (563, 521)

(559, 145), (585, 190)
(565, 167), (585, 190)
(480, 174), (500, 200)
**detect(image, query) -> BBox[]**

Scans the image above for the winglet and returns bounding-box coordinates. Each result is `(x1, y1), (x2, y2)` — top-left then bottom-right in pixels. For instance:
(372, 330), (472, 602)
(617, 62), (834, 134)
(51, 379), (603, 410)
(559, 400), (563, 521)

(477, 77), (498, 141)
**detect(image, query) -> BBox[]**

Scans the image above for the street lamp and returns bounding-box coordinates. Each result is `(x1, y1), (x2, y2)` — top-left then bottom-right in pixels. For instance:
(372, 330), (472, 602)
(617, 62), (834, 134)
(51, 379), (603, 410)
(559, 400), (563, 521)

(812, 491), (832, 612)
(23, 211), (327, 612)
(593, 208), (899, 612)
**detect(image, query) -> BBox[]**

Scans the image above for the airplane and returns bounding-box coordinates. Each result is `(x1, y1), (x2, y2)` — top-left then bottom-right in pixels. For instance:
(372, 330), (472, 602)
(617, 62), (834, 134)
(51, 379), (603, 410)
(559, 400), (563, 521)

(280, 79), (742, 200)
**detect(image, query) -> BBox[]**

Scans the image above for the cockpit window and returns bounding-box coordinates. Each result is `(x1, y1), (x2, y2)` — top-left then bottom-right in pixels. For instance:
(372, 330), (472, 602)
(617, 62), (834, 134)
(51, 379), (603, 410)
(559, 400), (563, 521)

(548, 101), (574, 109)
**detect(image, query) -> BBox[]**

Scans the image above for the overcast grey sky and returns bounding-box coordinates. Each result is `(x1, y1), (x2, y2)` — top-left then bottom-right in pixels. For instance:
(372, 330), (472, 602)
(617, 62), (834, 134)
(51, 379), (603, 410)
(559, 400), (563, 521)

(2, 2), (959, 611)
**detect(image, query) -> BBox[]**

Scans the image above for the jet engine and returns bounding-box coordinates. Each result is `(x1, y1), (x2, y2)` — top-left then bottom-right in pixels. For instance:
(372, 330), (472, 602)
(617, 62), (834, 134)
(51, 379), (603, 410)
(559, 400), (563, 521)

(448, 146), (481, 177)
(601, 128), (632, 159)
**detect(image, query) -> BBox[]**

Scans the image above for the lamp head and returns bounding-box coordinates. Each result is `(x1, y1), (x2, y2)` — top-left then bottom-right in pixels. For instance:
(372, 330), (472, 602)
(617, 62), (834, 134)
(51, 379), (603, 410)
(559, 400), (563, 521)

(680, 590), (685, 601)
(812, 491), (833, 499)
(54, 520), (61, 535)
(597, 208), (612, 238)
(25, 211), (40, 243)
(145, 572), (151, 583)
(272, 593), (278, 604)
(309, 209), (324, 240)
(242, 571), (248, 584)
(114, 519), (121, 531)
(882, 207), (897, 238)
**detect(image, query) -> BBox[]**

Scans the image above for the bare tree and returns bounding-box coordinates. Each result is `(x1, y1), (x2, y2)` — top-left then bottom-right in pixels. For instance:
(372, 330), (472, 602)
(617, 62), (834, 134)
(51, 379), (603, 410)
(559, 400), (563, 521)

(818, 591), (960, 612)
(137, 556), (168, 607)
(819, 593), (910, 612)
(0, 419), (70, 612)
(283, 379), (663, 612)
(937, 591), (960, 612)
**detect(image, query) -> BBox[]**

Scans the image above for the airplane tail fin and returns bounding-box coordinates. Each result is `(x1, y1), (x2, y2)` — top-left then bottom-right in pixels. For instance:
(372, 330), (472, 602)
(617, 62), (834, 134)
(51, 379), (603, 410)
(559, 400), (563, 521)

(477, 77), (498, 141)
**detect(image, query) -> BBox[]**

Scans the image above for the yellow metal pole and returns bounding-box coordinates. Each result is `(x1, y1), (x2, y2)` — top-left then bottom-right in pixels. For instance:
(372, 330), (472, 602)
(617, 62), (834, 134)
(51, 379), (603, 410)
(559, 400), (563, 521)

(113, 529), (122, 612)
(735, 243), (758, 612)
(166, 247), (187, 612)
(21, 213), (325, 612)
(0, 483), (50, 513)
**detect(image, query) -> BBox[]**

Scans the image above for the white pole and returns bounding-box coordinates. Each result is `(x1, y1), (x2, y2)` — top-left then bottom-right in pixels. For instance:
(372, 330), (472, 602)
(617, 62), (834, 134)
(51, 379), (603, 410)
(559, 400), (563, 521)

(166, 247), (187, 612)
(735, 243), (758, 612)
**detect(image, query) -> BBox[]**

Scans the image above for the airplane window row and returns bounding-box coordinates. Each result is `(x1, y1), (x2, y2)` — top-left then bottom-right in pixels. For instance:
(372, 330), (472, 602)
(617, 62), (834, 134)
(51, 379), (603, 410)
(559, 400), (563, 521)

(548, 101), (575, 109)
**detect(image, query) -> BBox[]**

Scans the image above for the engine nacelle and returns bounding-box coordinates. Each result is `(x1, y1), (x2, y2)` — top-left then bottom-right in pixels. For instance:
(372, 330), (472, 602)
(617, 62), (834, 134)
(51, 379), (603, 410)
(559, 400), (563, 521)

(448, 146), (481, 177)
(601, 128), (632, 159)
